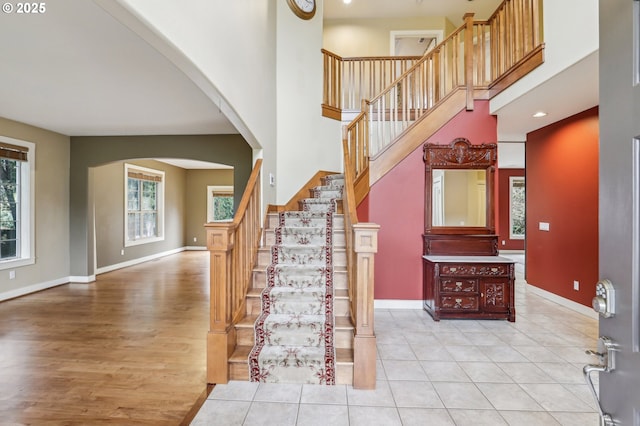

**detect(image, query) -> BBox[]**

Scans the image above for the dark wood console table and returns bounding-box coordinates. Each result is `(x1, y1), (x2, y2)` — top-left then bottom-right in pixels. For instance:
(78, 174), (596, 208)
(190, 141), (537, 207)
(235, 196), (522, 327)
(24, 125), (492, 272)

(423, 255), (516, 321)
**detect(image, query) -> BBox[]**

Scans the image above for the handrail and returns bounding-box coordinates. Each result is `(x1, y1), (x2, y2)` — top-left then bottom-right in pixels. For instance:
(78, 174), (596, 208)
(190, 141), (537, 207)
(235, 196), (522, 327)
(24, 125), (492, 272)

(337, 0), (543, 184)
(342, 132), (379, 390)
(322, 48), (423, 112)
(205, 158), (262, 384)
(362, 15), (472, 159)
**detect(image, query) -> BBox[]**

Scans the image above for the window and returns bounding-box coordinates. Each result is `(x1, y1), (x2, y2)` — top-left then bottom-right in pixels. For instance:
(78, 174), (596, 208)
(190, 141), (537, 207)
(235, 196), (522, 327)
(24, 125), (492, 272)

(509, 176), (525, 240)
(207, 186), (234, 222)
(0, 137), (34, 268)
(125, 164), (164, 246)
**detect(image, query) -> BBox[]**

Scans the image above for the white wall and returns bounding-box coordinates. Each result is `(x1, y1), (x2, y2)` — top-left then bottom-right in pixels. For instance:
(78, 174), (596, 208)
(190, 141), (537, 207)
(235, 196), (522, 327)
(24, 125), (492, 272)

(276, 1), (342, 202)
(100, 0), (279, 205)
(102, 0), (342, 206)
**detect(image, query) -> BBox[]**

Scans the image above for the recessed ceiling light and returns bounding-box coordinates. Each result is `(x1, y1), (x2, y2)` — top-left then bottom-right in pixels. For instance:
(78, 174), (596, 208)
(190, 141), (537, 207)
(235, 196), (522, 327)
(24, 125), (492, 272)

(533, 111), (547, 118)
(343, 0), (352, 4)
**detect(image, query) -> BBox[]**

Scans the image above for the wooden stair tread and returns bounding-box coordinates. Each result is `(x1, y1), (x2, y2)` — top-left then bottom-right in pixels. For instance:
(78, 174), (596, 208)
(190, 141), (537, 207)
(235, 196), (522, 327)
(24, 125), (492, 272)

(247, 288), (349, 298)
(236, 314), (353, 329)
(231, 346), (353, 364)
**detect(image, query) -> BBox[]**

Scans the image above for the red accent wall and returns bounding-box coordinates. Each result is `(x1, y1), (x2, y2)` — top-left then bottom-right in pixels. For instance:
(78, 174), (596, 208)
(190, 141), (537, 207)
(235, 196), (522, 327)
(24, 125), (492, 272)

(526, 107), (599, 307)
(368, 100), (497, 300)
(498, 168), (525, 251)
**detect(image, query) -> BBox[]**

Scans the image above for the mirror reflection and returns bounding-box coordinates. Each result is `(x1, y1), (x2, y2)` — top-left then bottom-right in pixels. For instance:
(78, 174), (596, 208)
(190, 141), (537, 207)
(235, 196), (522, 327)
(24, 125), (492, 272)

(432, 169), (486, 227)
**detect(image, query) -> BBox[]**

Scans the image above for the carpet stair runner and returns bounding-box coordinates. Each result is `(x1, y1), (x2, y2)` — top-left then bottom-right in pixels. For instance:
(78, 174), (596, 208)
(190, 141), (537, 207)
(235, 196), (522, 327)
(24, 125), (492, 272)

(248, 174), (345, 384)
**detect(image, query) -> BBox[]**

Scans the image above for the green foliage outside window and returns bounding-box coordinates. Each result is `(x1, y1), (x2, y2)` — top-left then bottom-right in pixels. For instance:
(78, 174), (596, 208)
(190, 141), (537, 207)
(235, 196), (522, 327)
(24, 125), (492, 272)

(510, 179), (525, 237)
(213, 196), (234, 221)
(0, 159), (19, 259)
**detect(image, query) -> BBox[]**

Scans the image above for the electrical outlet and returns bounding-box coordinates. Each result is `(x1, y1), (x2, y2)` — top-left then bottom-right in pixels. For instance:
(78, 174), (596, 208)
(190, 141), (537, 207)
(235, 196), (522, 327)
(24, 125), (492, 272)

(121, 249), (125, 256)
(193, 237), (197, 242)
(269, 173), (275, 186)
(9, 270), (15, 279)
(573, 280), (579, 291)
(502, 240), (506, 245)
(539, 222), (550, 231)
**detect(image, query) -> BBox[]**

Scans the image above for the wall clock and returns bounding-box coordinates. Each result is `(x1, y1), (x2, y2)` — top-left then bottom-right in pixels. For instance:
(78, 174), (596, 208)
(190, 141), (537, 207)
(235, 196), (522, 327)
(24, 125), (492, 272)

(287, 0), (316, 20)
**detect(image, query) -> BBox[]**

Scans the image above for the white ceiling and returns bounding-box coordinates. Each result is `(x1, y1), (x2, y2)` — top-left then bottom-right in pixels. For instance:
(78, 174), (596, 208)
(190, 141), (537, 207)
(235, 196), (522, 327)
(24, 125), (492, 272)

(0, 0), (235, 137)
(324, 0), (503, 25)
(0, 0), (597, 170)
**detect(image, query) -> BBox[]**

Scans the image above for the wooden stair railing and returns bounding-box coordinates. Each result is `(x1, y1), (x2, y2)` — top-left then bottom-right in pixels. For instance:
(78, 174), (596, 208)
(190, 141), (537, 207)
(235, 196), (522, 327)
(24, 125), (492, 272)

(205, 159), (262, 384)
(324, 0), (544, 187)
(322, 50), (423, 120)
(342, 133), (379, 390)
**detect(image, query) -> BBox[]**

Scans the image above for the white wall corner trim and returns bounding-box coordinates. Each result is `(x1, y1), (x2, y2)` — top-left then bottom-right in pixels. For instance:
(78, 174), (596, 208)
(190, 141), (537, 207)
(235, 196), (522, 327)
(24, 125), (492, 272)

(0, 277), (70, 302)
(526, 283), (599, 320)
(95, 247), (185, 275)
(374, 299), (424, 310)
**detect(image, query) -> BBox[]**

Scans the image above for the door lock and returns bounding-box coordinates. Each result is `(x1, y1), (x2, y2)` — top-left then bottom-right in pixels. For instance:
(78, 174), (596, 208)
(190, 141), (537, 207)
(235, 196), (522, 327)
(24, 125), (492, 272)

(592, 279), (615, 318)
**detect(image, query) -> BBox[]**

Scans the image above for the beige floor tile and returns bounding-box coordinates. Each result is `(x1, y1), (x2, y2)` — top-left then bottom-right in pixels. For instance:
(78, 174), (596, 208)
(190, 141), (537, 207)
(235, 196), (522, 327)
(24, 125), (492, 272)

(388, 380), (444, 408)
(432, 382), (493, 409)
(397, 408), (455, 425)
(448, 409), (508, 425)
(348, 406), (402, 426)
(297, 404), (349, 426)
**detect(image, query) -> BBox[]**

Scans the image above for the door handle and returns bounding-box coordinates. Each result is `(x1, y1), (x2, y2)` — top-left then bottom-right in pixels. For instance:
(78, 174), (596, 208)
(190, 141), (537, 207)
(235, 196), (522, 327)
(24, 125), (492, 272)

(584, 336), (618, 426)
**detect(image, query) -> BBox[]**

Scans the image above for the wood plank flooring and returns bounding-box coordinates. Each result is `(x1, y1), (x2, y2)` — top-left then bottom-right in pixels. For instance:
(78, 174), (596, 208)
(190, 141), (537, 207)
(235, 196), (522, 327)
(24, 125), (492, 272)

(0, 251), (210, 425)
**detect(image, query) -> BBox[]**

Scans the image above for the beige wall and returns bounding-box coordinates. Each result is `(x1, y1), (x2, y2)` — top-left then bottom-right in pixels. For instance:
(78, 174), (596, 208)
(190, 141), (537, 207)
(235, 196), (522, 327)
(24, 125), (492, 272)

(323, 16), (452, 57)
(0, 117), (70, 297)
(93, 159), (187, 269)
(93, 161), (234, 270)
(185, 169), (234, 246)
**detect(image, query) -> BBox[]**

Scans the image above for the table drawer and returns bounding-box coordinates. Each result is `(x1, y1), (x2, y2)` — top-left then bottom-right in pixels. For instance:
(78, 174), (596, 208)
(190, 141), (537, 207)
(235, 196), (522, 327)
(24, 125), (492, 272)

(440, 295), (479, 311)
(440, 278), (477, 293)
(440, 264), (508, 276)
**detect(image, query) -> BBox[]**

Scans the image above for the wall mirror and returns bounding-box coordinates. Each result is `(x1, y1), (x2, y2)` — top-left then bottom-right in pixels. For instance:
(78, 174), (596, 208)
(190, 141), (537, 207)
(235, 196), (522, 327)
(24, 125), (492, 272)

(423, 138), (497, 235)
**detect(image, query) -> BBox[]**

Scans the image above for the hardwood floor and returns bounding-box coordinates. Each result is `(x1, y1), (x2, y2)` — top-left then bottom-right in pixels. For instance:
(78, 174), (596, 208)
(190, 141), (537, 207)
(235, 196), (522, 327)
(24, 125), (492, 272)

(0, 251), (210, 425)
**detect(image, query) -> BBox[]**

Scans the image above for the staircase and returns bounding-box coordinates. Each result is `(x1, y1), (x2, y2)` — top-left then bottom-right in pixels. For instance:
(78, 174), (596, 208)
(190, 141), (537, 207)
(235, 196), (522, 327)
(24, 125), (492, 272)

(205, 0), (543, 389)
(228, 174), (355, 384)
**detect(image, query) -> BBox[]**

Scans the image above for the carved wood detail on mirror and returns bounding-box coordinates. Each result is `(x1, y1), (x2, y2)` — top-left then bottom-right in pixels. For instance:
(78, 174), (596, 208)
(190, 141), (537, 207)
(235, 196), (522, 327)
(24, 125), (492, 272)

(423, 138), (498, 255)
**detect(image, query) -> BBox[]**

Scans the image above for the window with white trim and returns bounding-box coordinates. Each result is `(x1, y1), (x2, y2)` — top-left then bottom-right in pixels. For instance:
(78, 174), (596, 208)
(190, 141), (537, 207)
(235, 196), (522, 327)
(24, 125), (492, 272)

(207, 185), (234, 222)
(125, 164), (164, 246)
(509, 176), (525, 240)
(0, 137), (34, 268)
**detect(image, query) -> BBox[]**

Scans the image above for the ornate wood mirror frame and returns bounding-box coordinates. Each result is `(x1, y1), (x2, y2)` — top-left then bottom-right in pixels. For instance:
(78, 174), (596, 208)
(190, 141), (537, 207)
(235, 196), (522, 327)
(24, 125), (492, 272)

(423, 138), (498, 255)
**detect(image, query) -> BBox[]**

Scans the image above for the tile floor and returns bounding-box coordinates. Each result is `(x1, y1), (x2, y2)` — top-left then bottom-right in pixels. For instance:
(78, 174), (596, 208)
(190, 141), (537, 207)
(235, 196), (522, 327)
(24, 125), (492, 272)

(191, 255), (600, 425)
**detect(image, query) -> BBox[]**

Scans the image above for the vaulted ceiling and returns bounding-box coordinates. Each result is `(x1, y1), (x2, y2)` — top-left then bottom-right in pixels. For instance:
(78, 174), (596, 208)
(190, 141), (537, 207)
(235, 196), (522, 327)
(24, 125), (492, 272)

(0, 0), (597, 154)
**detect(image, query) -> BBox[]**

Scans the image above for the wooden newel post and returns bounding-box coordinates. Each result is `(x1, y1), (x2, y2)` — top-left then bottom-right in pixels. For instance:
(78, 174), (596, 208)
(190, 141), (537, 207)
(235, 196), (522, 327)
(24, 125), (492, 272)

(205, 222), (237, 384)
(352, 223), (380, 390)
(463, 12), (475, 111)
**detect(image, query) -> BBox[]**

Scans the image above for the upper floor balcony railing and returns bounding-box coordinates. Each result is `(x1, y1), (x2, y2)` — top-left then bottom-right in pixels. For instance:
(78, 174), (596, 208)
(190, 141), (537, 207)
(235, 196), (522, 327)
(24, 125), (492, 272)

(324, 0), (544, 183)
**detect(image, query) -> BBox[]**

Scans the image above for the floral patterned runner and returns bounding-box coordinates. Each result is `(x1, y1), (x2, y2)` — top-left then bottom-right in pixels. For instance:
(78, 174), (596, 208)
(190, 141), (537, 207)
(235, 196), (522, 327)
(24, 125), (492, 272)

(249, 177), (343, 384)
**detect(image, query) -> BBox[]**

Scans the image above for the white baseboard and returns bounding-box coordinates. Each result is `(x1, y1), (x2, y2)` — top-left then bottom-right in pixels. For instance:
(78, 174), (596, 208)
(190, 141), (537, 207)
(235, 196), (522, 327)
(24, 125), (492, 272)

(69, 275), (96, 283)
(0, 277), (69, 302)
(96, 247), (185, 275)
(374, 299), (423, 310)
(526, 283), (599, 320)
(185, 246), (207, 251)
